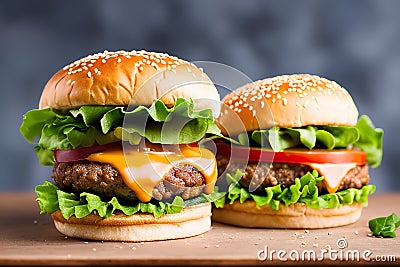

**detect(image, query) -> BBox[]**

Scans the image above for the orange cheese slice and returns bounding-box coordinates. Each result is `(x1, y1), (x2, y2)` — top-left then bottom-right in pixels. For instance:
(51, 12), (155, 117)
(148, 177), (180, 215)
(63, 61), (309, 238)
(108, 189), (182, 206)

(308, 163), (357, 194)
(87, 144), (217, 202)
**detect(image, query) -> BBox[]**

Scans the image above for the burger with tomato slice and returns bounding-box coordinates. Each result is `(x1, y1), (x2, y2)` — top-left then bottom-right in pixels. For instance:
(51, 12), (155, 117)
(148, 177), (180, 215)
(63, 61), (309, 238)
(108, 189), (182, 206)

(20, 50), (223, 241)
(213, 74), (383, 229)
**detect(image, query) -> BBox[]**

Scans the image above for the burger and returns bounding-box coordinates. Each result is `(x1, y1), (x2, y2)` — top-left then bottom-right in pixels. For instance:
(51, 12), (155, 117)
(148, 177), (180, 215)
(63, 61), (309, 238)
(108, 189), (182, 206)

(20, 50), (223, 241)
(212, 74), (383, 229)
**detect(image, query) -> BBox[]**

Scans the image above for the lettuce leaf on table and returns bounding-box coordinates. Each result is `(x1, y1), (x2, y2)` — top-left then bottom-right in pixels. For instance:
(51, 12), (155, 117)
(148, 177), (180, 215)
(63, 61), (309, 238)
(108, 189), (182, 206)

(368, 213), (400, 238)
(20, 98), (220, 165)
(214, 169), (375, 210)
(238, 115), (383, 168)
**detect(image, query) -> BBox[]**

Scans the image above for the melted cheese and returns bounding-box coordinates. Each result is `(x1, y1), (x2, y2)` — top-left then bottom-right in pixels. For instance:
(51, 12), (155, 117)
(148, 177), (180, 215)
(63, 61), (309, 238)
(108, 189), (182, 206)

(87, 144), (217, 202)
(308, 163), (357, 194)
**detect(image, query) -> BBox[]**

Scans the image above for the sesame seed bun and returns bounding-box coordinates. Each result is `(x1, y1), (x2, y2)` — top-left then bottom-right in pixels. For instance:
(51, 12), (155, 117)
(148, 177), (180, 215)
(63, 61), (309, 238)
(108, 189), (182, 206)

(218, 74), (358, 135)
(39, 50), (220, 116)
(51, 203), (211, 242)
(212, 201), (363, 229)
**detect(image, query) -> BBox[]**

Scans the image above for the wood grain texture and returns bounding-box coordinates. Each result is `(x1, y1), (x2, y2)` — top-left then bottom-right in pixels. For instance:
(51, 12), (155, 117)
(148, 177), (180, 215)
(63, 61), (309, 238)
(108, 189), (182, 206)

(0, 192), (399, 266)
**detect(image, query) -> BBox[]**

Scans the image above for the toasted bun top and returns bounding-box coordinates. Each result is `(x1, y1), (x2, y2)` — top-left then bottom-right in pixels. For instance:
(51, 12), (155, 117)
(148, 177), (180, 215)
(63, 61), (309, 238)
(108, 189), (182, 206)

(218, 74), (358, 135)
(39, 50), (220, 116)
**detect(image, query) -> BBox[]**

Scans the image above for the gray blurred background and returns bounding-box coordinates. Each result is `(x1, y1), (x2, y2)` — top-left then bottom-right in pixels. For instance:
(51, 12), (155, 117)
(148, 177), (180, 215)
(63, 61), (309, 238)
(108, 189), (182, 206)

(0, 0), (398, 191)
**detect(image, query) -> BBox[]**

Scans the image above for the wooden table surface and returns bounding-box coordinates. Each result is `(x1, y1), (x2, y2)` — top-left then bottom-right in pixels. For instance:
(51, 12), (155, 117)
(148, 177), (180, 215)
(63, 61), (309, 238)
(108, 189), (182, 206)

(0, 192), (399, 266)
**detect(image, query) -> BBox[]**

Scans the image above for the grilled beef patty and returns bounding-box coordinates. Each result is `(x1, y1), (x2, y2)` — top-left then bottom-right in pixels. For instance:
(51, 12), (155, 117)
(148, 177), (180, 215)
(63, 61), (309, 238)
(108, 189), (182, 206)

(52, 161), (205, 202)
(216, 154), (369, 193)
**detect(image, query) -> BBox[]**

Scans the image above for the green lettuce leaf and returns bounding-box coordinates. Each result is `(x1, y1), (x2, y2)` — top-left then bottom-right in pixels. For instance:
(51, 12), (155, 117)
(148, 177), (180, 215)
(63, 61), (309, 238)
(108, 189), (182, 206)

(20, 98), (220, 165)
(215, 170), (375, 210)
(176, 186), (226, 209)
(240, 115), (383, 167)
(354, 115), (384, 168)
(35, 181), (221, 219)
(368, 213), (400, 238)
(36, 181), (186, 219)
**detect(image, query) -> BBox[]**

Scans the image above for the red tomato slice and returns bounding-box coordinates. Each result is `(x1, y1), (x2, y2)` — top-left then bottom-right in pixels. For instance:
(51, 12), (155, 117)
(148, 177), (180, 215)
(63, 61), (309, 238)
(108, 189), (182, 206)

(54, 142), (122, 162)
(216, 141), (366, 165)
(54, 141), (200, 163)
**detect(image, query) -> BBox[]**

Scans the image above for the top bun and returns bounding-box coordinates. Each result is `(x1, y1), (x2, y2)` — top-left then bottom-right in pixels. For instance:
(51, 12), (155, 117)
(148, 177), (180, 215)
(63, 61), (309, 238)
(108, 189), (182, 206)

(218, 74), (358, 135)
(39, 50), (220, 116)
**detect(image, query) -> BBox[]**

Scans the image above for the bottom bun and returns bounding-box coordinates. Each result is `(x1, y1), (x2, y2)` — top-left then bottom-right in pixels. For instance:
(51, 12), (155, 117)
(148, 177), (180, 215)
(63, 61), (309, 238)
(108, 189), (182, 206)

(212, 201), (363, 229)
(51, 202), (211, 242)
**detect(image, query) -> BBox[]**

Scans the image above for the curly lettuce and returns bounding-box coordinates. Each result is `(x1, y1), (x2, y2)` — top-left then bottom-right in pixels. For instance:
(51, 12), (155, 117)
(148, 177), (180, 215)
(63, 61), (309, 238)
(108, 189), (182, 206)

(20, 98), (220, 165)
(36, 181), (224, 219)
(215, 170), (375, 210)
(238, 115), (383, 167)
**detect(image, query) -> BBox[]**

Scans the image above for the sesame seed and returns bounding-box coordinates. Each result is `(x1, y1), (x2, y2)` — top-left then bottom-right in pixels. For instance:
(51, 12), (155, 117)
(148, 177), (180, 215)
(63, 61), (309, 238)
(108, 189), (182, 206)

(117, 58), (122, 63)
(87, 71), (91, 78)
(282, 98), (288, 106)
